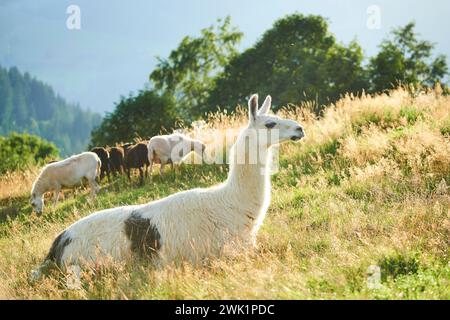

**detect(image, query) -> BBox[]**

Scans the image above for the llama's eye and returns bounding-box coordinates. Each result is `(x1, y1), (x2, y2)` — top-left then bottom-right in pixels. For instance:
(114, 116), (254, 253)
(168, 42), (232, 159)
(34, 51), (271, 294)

(265, 122), (277, 129)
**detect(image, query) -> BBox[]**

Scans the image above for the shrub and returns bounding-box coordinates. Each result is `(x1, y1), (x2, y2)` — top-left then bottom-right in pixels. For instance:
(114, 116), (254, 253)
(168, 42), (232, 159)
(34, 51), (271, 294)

(0, 132), (59, 173)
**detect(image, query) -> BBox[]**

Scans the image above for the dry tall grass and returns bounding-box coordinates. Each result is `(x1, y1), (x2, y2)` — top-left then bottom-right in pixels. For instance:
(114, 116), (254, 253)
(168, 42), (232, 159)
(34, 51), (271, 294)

(0, 168), (40, 200)
(0, 87), (449, 299)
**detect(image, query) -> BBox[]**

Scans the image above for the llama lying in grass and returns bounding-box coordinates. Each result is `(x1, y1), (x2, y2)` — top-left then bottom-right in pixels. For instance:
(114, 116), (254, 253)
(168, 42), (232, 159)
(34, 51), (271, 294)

(30, 152), (101, 214)
(35, 94), (304, 275)
(148, 133), (206, 174)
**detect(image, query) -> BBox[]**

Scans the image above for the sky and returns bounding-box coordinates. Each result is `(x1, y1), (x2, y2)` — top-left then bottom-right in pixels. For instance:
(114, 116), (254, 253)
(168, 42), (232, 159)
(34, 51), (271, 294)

(0, 0), (449, 114)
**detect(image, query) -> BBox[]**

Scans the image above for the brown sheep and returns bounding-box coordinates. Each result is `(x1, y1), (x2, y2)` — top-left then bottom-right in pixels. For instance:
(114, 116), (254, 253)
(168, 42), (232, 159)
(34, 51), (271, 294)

(124, 142), (149, 183)
(108, 146), (125, 176)
(121, 143), (134, 157)
(90, 147), (110, 181)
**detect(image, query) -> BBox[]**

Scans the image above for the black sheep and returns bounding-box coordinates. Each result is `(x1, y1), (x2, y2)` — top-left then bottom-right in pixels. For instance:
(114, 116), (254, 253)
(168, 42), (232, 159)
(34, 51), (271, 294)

(90, 147), (110, 181)
(124, 142), (149, 183)
(108, 146), (125, 176)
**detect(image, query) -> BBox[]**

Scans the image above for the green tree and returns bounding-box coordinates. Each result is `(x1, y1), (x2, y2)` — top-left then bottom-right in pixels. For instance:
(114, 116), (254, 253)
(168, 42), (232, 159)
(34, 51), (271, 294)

(0, 66), (13, 133)
(0, 65), (101, 155)
(90, 90), (179, 147)
(207, 14), (368, 113)
(150, 16), (243, 119)
(369, 22), (448, 92)
(8, 67), (30, 127)
(0, 132), (59, 173)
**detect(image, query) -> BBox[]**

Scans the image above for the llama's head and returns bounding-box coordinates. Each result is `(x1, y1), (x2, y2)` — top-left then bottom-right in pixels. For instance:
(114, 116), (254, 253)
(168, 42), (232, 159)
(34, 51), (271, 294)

(247, 94), (305, 147)
(30, 192), (44, 214)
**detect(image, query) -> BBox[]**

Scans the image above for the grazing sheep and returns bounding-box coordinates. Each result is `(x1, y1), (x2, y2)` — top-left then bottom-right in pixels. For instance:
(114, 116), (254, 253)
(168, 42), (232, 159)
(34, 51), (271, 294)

(35, 94), (304, 274)
(124, 142), (150, 183)
(108, 146), (125, 176)
(30, 152), (101, 214)
(90, 147), (110, 181)
(121, 143), (134, 157)
(148, 134), (206, 174)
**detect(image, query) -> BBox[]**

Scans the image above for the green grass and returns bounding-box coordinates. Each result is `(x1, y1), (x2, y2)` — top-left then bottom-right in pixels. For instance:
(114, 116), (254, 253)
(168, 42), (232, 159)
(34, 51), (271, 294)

(1, 161), (448, 299)
(0, 88), (449, 299)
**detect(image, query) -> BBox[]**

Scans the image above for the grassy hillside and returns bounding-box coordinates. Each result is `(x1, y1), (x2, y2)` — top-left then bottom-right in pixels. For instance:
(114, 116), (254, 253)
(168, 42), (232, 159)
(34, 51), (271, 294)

(0, 87), (449, 299)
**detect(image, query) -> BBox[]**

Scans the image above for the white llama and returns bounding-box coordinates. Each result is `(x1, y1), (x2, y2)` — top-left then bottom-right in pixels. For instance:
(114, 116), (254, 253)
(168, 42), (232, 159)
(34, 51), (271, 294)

(36, 94), (305, 273)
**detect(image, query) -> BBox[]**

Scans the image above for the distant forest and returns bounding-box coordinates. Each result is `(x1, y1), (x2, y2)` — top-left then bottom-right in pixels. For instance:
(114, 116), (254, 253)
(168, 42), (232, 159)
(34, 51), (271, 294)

(0, 65), (101, 155)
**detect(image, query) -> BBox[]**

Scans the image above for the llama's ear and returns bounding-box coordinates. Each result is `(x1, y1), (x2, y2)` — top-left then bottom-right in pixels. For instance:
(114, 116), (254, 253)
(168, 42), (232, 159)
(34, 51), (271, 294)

(258, 95), (272, 115)
(248, 94), (258, 123)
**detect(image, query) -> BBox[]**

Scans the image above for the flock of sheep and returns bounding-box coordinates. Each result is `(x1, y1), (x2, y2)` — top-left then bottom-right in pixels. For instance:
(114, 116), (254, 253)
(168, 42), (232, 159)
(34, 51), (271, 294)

(31, 95), (305, 280)
(30, 133), (205, 214)
(92, 134), (205, 183)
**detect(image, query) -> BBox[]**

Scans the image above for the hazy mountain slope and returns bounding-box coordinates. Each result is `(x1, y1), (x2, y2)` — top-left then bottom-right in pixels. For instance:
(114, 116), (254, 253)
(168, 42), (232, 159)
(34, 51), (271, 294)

(0, 65), (101, 155)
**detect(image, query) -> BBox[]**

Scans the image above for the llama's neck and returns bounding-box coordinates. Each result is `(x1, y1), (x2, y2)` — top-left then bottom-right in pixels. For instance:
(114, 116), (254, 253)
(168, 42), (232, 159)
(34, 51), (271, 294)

(223, 131), (272, 213)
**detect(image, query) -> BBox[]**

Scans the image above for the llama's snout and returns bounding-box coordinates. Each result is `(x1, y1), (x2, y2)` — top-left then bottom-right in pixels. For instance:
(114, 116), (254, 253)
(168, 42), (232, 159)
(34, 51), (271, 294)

(291, 126), (305, 141)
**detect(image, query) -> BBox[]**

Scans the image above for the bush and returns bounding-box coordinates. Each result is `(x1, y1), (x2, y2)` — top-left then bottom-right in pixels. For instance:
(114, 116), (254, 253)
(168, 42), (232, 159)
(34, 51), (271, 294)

(0, 132), (59, 173)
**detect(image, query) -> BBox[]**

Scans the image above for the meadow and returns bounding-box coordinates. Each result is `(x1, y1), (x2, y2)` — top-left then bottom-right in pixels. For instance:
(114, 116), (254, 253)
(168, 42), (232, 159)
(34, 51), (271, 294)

(0, 87), (449, 299)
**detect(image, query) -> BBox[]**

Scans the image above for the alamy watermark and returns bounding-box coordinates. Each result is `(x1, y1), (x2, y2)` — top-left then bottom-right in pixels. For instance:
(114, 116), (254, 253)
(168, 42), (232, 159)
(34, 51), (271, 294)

(66, 265), (82, 289)
(66, 5), (81, 30)
(367, 5), (382, 30)
(366, 265), (382, 289)
(157, 129), (282, 175)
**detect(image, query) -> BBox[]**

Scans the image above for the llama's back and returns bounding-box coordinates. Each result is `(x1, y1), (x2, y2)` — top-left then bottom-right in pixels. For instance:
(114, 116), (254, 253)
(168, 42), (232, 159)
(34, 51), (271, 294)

(61, 185), (225, 266)
(48, 204), (142, 267)
(43, 181), (248, 268)
(141, 184), (241, 263)
(44, 186), (214, 268)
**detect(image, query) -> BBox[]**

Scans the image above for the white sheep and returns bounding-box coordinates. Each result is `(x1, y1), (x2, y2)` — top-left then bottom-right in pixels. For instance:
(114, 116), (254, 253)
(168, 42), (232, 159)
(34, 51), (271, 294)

(147, 133), (205, 174)
(34, 94), (305, 275)
(30, 152), (101, 214)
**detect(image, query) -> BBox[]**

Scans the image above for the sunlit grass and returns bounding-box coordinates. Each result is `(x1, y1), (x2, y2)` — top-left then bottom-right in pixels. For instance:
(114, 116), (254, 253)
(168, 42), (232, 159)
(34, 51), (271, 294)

(0, 87), (449, 299)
